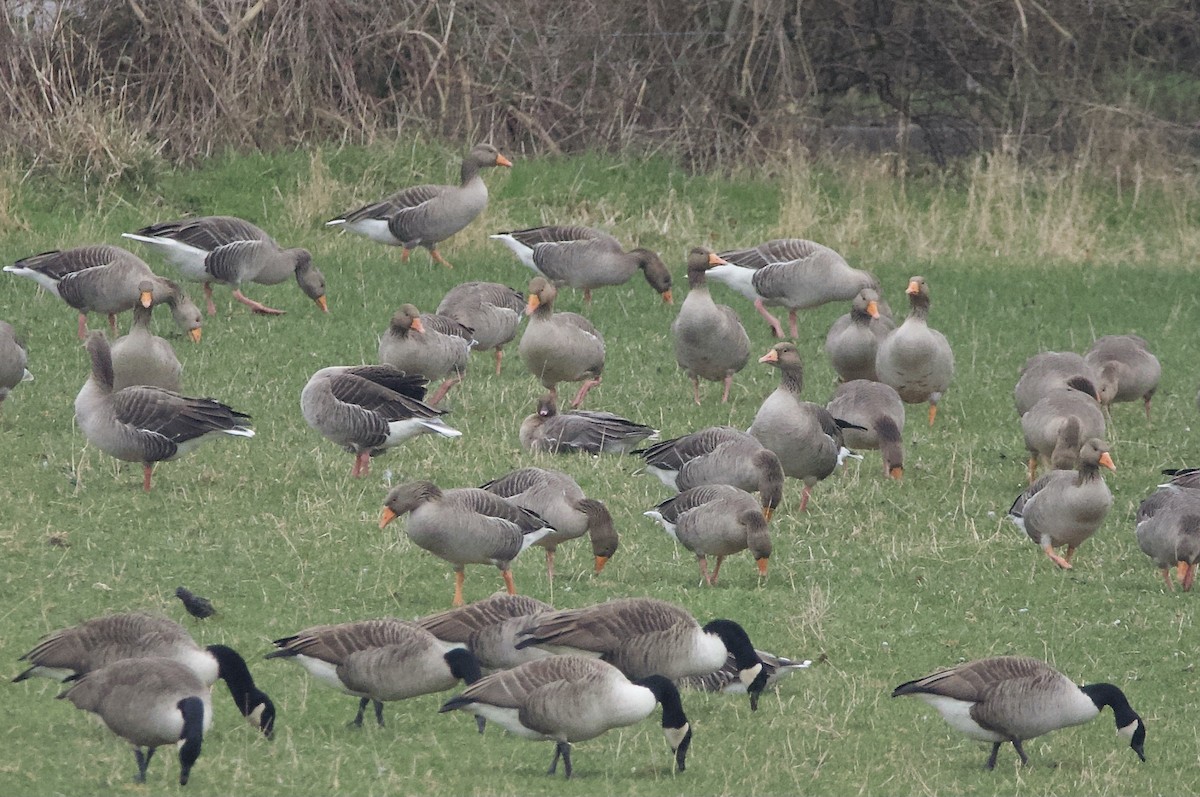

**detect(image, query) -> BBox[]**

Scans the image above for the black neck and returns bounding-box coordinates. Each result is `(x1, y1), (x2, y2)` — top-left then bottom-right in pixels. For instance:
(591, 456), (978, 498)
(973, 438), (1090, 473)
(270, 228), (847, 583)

(702, 619), (761, 670)
(634, 674), (688, 729)
(206, 644), (275, 736)
(444, 648), (483, 685)
(176, 695), (206, 786)
(1081, 682), (1138, 726)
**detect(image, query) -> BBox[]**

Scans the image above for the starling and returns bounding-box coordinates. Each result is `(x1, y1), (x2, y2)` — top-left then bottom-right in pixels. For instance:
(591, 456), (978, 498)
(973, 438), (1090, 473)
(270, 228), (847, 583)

(175, 586), (216, 619)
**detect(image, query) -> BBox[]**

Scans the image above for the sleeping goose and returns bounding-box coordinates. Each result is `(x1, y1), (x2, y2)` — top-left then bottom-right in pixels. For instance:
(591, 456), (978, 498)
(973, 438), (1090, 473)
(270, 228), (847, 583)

(57, 657), (213, 785)
(416, 593), (555, 671)
(892, 656), (1146, 769)
(519, 393), (657, 455)
(672, 247), (750, 404)
(824, 288), (895, 382)
(300, 364), (460, 477)
(514, 597), (769, 710)
(436, 281), (525, 374)
(1007, 438), (1116, 569)
(519, 276), (605, 408)
(875, 275), (955, 426)
(123, 215), (327, 317)
(490, 225), (672, 304)
(826, 379), (905, 479)
(1013, 351), (1106, 417)
(379, 480), (552, 606)
(265, 618), (482, 728)
(0, 320), (32, 406)
(645, 484), (771, 585)
(15, 612), (274, 737)
(110, 297), (183, 392)
(1134, 484), (1200, 590)
(75, 332), (254, 492)
(326, 143), (512, 268)
(377, 304), (473, 405)
(480, 467), (619, 580)
(1084, 334), (1162, 421)
(1019, 376), (1106, 482)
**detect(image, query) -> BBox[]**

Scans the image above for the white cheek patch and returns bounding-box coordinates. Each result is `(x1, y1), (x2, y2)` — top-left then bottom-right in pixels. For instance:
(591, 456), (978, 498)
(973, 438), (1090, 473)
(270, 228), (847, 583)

(663, 723), (690, 751)
(739, 663), (763, 688)
(1117, 720), (1139, 741)
(247, 703), (265, 727)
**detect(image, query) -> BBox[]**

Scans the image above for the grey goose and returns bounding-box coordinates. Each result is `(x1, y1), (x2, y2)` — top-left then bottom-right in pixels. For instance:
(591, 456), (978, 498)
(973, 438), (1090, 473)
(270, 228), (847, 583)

(826, 379), (905, 479)
(0, 320), (32, 406)
(435, 281), (525, 374)
(1135, 483), (1200, 590)
(875, 276), (955, 426)
(824, 288), (895, 382)
(1013, 351), (1106, 417)
(1084, 334), (1162, 421)
(519, 393), (657, 455)
(1019, 376), (1105, 482)
(416, 593), (555, 671)
(110, 296), (183, 392)
(377, 303), (473, 405)
(519, 276), (605, 408)
(671, 246), (750, 404)
(645, 484), (772, 584)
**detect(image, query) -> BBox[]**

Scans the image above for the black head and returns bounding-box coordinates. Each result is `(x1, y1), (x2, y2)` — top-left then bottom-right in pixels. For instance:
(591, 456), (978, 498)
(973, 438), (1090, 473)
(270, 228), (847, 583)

(701, 619), (767, 709)
(206, 644), (275, 738)
(176, 695), (206, 785)
(444, 647), (484, 686)
(1081, 682), (1145, 762)
(633, 674), (691, 773)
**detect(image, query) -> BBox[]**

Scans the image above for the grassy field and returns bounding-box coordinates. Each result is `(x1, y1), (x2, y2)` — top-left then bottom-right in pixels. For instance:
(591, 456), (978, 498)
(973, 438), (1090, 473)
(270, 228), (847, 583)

(1, 141), (1198, 796)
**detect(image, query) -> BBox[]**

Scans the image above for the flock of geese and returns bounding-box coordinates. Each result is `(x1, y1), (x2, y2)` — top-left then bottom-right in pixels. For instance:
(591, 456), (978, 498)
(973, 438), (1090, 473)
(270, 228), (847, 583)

(2, 141), (1183, 786)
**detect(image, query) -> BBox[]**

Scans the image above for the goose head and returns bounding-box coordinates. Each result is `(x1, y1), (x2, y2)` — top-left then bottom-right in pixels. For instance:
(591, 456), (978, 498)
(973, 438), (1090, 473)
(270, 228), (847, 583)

(390, 304), (426, 336)
(634, 248), (673, 303)
(525, 277), (557, 316)
(293, 251), (328, 312)
(380, 480), (443, 527)
(632, 674), (692, 773)
(700, 619), (768, 709)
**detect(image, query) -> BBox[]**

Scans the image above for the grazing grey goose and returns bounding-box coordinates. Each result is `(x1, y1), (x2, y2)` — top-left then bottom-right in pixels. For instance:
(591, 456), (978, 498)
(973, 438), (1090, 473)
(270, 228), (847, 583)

(416, 593), (555, 671)
(0, 320), (32, 406)
(892, 656), (1146, 769)
(681, 648), (809, 694)
(300, 364), (460, 477)
(875, 276), (955, 426)
(671, 246), (750, 404)
(490, 225), (672, 303)
(123, 215), (327, 316)
(826, 379), (905, 480)
(519, 393), (657, 455)
(519, 276), (606, 408)
(379, 480), (552, 606)
(645, 484), (772, 585)
(326, 143), (512, 268)
(515, 597), (769, 710)
(436, 281), (525, 374)
(110, 297), (183, 392)
(1007, 438), (1116, 569)
(57, 657), (213, 785)
(1134, 484), (1200, 590)
(480, 467), (619, 580)
(1019, 376), (1105, 482)
(4, 245), (203, 340)
(633, 426), (784, 519)
(15, 612), (275, 737)
(377, 303), (473, 405)
(824, 288), (895, 382)
(709, 239), (879, 338)
(440, 655), (691, 778)
(1013, 351), (1106, 417)
(266, 618), (482, 728)
(75, 332), (254, 492)
(1084, 334), (1162, 421)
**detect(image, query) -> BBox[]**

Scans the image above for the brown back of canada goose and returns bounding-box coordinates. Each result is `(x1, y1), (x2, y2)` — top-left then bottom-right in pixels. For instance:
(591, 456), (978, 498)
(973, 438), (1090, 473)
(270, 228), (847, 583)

(875, 276), (954, 426)
(416, 593), (555, 670)
(826, 379), (905, 479)
(111, 301), (183, 392)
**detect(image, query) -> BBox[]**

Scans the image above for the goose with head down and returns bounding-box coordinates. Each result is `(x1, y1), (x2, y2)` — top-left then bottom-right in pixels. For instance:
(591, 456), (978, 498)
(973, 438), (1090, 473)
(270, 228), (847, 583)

(0, 320), (32, 407)
(1084, 334), (1161, 421)
(645, 484), (772, 585)
(416, 593), (555, 671)
(825, 379), (905, 480)
(435, 281), (525, 374)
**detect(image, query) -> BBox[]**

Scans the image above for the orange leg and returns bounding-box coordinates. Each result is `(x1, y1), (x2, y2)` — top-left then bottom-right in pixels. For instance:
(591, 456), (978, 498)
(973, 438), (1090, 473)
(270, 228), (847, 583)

(351, 450), (371, 478)
(77, 314), (88, 340)
(1027, 457), (1038, 484)
(720, 374), (734, 403)
(787, 310), (799, 340)
(1161, 568), (1175, 591)
(710, 555), (726, 585)
(691, 376), (702, 406)
(501, 569), (516, 595)
(570, 378), (601, 409)
(232, 289), (285, 316)
(453, 570), (466, 607)
(142, 463), (154, 492)
(1043, 543), (1072, 569)
(697, 556), (710, 586)
(798, 485), (812, 513)
(545, 549), (556, 583)
(1184, 562), (1197, 591)
(430, 248), (455, 269)
(203, 283), (217, 316)
(928, 403), (939, 427)
(493, 349), (503, 375)
(427, 375), (462, 406)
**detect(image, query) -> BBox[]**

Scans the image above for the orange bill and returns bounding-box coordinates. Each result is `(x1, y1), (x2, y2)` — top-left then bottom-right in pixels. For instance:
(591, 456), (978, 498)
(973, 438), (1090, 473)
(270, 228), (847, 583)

(378, 507), (398, 529)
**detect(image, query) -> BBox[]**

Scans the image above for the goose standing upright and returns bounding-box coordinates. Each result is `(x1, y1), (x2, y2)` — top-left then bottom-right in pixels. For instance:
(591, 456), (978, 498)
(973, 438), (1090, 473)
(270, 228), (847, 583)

(0, 320), (32, 406)
(519, 393), (656, 455)
(826, 379), (906, 479)
(875, 276), (955, 426)
(377, 304), (473, 405)
(110, 297), (183, 392)
(436, 281), (525, 374)
(824, 288), (895, 382)
(326, 143), (512, 268)
(519, 277), (605, 408)
(672, 247), (750, 404)
(1084, 334), (1162, 421)
(416, 593), (555, 671)
(644, 484), (772, 584)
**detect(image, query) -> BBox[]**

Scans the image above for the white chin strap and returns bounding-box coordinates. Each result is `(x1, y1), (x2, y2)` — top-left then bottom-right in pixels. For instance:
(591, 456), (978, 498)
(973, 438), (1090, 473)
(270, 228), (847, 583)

(739, 662), (764, 688)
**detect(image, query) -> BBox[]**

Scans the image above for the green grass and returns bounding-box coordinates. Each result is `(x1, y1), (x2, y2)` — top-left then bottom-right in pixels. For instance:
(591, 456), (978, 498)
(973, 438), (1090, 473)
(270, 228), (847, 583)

(1, 142), (1198, 796)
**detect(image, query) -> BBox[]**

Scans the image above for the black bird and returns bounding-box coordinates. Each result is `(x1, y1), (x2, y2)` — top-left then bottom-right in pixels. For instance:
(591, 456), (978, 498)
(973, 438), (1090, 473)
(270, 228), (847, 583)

(175, 587), (216, 620)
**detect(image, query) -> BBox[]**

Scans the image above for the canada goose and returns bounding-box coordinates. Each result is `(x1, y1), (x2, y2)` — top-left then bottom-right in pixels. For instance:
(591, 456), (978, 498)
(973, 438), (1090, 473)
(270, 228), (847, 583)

(1019, 377), (1106, 482)
(681, 649), (809, 694)
(645, 484), (772, 584)
(435, 281), (525, 374)
(1013, 351), (1106, 417)
(709, 239), (878, 338)
(0, 320), (32, 406)
(110, 297), (183, 392)
(4, 245), (203, 340)
(480, 467), (619, 580)
(300, 364), (461, 477)
(749, 343), (850, 512)
(519, 277), (605, 408)
(14, 612), (275, 737)
(74, 332), (254, 492)
(440, 655), (691, 778)
(326, 143), (512, 268)
(875, 276), (955, 426)
(1134, 485), (1200, 590)
(1007, 438), (1116, 569)
(266, 618), (482, 728)
(892, 656), (1146, 769)
(515, 597), (769, 709)
(672, 247), (750, 404)
(1084, 334), (1162, 421)
(634, 426), (784, 519)
(824, 288), (895, 382)
(826, 379), (906, 480)
(491, 225), (672, 304)
(416, 593), (555, 671)
(379, 480), (552, 606)
(519, 393), (657, 455)
(57, 657), (213, 785)
(377, 304), (473, 405)
(124, 215), (327, 316)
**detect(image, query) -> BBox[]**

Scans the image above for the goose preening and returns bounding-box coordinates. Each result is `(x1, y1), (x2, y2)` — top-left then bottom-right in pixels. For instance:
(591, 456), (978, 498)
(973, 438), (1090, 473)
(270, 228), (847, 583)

(519, 276), (605, 408)
(892, 656), (1146, 769)
(633, 426), (784, 519)
(436, 281), (525, 374)
(826, 379), (905, 480)
(645, 484), (771, 585)
(875, 276), (954, 427)
(824, 288), (895, 382)
(519, 393), (657, 455)
(1007, 438), (1115, 569)
(75, 332), (254, 492)
(379, 480), (552, 606)
(439, 655), (691, 778)
(123, 215), (327, 316)
(680, 649), (809, 694)
(672, 247), (750, 404)
(514, 597), (769, 710)
(1084, 334), (1162, 421)
(4, 245), (203, 340)
(265, 618), (482, 728)
(0, 320), (32, 406)
(1019, 376), (1105, 482)
(416, 593), (555, 671)
(480, 467), (619, 580)
(56, 657), (213, 785)
(326, 143), (512, 268)
(1135, 484), (1200, 590)
(1013, 351), (1106, 417)
(377, 304), (473, 405)
(490, 225), (672, 304)
(110, 297), (183, 392)
(300, 364), (460, 477)
(14, 612), (275, 737)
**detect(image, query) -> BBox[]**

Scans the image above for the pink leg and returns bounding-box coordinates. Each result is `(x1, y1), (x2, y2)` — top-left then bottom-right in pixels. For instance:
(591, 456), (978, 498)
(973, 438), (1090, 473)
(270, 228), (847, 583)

(545, 550), (556, 583)
(203, 283), (217, 316)
(710, 555), (726, 585)
(788, 310), (799, 340)
(798, 484), (812, 512)
(570, 377), (602, 409)
(721, 374), (733, 403)
(583, 288), (593, 304)
(351, 450), (371, 477)
(108, 314), (118, 334)
(232, 289), (286, 316)
(691, 375), (702, 405)
(77, 314), (88, 340)
(142, 463), (154, 492)
(493, 349), (503, 375)
(754, 298), (784, 338)
(430, 248), (454, 269)
(427, 375), (462, 406)
(1144, 396), (1153, 423)
(697, 557), (710, 586)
